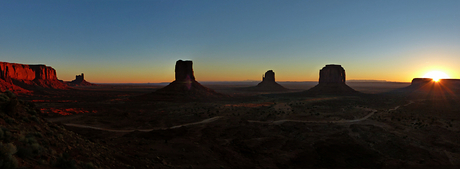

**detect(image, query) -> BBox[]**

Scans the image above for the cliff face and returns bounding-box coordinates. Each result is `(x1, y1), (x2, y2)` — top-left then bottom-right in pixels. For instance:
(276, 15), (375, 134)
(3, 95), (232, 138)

(319, 65), (345, 84)
(0, 61), (67, 93)
(304, 64), (357, 95)
(175, 60), (195, 82)
(263, 70), (275, 82)
(252, 70), (287, 91)
(411, 78), (433, 86)
(136, 60), (224, 101)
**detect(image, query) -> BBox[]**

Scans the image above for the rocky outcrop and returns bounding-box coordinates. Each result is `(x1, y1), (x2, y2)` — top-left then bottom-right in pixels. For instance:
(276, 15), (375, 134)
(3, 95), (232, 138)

(136, 60), (224, 101)
(303, 64), (357, 95)
(67, 73), (95, 86)
(246, 70), (287, 91)
(0, 61), (68, 93)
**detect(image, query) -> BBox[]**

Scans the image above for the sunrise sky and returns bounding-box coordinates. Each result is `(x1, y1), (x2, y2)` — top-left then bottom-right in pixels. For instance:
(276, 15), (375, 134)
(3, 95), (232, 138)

(1, 0), (459, 83)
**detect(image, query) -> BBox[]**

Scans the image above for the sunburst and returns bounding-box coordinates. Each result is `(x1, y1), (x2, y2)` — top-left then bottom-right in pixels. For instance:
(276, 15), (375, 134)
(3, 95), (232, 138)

(423, 71), (450, 82)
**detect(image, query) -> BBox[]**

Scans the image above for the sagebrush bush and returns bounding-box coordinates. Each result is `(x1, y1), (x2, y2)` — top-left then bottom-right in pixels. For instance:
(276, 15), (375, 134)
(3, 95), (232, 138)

(0, 128), (4, 140)
(0, 92), (9, 102)
(81, 162), (96, 169)
(0, 142), (18, 169)
(4, 90), (15, 99)
(54, 152), (77, 169)
(16, 145), (33, 159)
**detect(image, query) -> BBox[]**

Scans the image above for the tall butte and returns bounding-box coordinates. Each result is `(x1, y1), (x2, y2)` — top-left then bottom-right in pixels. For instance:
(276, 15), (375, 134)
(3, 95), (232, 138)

(252, 70), (287, 91)
(303, 64), (357, 95)
(0, 61), (68, 93)
(138, 60), (223, 101)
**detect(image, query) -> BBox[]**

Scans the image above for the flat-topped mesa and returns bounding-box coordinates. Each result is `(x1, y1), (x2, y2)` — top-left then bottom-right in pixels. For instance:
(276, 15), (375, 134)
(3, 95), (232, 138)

(175, 60), (195, 82)
(319, 64), (346, 84)
(411, 78), (460, 86)
(0, 61), (68, 93)
(411, 78), (434, 86)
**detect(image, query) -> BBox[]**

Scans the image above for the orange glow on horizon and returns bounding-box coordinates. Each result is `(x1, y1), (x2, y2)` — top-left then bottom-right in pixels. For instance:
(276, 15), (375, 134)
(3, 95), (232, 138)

(422, 71), (450, 82)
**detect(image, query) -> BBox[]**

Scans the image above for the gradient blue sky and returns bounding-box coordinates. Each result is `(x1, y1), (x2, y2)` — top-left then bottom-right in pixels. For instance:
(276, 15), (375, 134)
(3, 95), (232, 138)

(1, 0), (459, 83)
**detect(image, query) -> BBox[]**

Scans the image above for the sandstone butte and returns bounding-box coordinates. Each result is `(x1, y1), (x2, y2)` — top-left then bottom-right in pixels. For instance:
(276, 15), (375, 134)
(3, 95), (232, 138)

(67, 73), (95, 86)
(304, 64), (358, 95)
(137, 60), (224, 101)
(253, 70), (287, 91)
(0, 61), (68, 93)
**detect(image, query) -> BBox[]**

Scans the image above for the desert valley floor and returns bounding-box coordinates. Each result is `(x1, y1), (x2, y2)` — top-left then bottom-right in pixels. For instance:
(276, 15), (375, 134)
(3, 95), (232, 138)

(0, 82), (460, 168)
(0, 81), (456, 168)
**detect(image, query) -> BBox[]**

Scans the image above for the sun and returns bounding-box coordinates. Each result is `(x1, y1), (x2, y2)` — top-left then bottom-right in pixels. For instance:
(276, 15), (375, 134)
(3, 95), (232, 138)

(423, 71), (450, 82)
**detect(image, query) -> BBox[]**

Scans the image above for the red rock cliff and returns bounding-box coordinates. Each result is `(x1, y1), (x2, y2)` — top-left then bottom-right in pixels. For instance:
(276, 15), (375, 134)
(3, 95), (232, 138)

(0, 61), (68, 93)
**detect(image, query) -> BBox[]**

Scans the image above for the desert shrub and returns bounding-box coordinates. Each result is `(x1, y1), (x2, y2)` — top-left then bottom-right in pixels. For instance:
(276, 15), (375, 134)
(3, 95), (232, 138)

(4, 90), (16, 99)
(53, 152), (77, 169)
(5, 117), (15, 124)
(22, 117), (30, 123)
(0, 93), (9, 102)
(81, 162), (96, 169)
(0, 128), (4, 140)
(29, 116), (39, 123)
(3, 130), (13, 142)
(21, 135), (37, 145)
(0, 142), (18, 169)
(28, 110), (38, 116)
(27, 132), (43, 138)
(16, 146), (33, 159)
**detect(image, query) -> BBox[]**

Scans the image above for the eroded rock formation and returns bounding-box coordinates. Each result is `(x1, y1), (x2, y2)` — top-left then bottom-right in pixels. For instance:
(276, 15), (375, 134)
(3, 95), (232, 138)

(0, 61), (68, 93)
(263, 70), (275, 82)
(251, 70), (287, 91)
(136, 60), (224, 101)
(175, 60), (195, 82)
(319, 65), (345, 84)
(304, 64), (357, 95)
(67, 73), (95, 86)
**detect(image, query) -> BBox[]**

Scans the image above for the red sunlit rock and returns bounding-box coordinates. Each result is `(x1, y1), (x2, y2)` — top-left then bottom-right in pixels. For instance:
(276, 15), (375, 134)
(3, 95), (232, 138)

(0, 61), (68, 93)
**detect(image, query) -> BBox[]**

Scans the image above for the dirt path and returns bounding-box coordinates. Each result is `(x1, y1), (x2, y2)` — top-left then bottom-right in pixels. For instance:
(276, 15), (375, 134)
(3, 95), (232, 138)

(64, 116), (223, 133)
(62, 100), (416, 132)
(248, 108), (377, 125)
(249, 100), (416, 125)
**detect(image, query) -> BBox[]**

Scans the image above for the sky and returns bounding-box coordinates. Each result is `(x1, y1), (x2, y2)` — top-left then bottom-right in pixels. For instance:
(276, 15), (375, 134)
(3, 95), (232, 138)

(1, 0), (459, 83)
